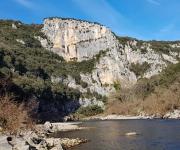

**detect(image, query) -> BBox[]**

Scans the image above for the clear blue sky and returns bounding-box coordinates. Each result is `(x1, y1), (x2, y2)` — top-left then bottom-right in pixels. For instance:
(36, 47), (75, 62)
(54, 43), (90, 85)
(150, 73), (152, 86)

(1, 0), (180, 40)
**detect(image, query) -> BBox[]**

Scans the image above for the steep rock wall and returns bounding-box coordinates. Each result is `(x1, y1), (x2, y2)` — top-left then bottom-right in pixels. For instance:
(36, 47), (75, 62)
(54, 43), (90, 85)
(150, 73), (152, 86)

(41, 18), (180, 97)
(43, 18), (117, 61)
(42, 18), (136, 90)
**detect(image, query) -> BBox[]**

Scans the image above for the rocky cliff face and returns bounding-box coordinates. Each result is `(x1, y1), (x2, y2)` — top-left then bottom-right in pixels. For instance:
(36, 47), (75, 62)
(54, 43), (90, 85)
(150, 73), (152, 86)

(42, 18), (136, 90)
(123, 40), (180, 78)
(43, 18), (117, 61)
(40, 17), (180, 104)
(1, 19), (180, 120)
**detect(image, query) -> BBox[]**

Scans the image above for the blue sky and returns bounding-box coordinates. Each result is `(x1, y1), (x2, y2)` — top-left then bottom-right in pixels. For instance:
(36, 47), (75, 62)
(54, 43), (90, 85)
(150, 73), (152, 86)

(0, 0), (180, 40)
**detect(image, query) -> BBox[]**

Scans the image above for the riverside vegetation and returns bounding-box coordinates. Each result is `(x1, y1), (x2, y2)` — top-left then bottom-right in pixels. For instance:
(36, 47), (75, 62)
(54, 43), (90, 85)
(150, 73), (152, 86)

(0, 18), (180, 135)
(107, 62), (180, 117)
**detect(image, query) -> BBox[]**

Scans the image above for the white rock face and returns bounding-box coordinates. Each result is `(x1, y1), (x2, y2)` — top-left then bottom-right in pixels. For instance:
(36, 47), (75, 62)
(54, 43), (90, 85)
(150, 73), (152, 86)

(124, 42), (167, 78)
(16, 39), (25, 45)
(79, 47), (137, 95)
(79, 97), (104, 108)
(43, 18), (136, 91)
(43, 18), (117, 61)
(12, 23), (17, 29)
(41, 18), (180, 97)
(162, 53), (179, 64)
(124, 41), (180, 78)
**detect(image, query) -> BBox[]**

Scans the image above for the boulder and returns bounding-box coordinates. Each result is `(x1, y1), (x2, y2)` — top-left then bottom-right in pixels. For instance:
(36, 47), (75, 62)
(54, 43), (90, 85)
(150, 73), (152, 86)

(125, 132), (138, 136)
(7, 136), (30, 150)
(12, 23), (17, 29)
(0, 136), (12, 150)
(164, 110), (180, 119)
(46, 138), (63, 150)
(60, 138), (88, 148)
(44, 121), (53, 133)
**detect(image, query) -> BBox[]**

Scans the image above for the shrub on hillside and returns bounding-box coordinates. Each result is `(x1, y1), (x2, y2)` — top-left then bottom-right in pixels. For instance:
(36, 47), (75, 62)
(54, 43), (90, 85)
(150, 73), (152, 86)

(76, 105), (103, 116)
(107, 73), (180, 116)
(0, 95), (34, 134)
(107, 62), (180, 116)
(129, 62), (150, 77)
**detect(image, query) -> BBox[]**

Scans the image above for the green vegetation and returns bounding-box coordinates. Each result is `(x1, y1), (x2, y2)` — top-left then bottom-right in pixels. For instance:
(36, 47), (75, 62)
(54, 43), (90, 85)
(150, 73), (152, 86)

(0, 20), (96, 79)
(129, 62), (150, 77)
(117, 36), (138, 46)
(139, 62), (180, 100)
(81, 89), (107, 103)
(1, 19), (180, 120)
(117, 36), (147, 53)
(0, 19), (107, 109)
(130, 62), (180, 100)
(113, 81), (121, 90)
(117, 36), (180, 55)
(149, 40), (180, 54)
(76, 105), (103, 117)
(107, 62), (180, 116)
(0, 19), (106, 76)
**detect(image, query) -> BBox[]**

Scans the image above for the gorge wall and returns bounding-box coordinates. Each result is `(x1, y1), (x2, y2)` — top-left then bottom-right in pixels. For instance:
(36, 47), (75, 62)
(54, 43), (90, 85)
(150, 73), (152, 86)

(42, 18), (117, 61)
(0, 18), (180, 121)
(41, 18), (180, 97)
(42, 18), (136, 93)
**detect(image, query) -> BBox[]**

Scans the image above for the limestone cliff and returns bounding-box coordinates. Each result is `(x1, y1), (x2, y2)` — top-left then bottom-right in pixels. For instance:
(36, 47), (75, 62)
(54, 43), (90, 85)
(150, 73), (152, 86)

(40, 17), (180, 99)
(1, 19), (180, 121)
(1, 19), (180, 120)
(42, 18), (136, 91)
(43, 18), (117, 61)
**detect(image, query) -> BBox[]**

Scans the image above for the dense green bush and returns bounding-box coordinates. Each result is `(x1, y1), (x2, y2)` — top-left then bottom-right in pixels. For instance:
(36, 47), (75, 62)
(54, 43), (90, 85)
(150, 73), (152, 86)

(149, 40), (180, 54)
(129, 62), (150, 77)
(113, 81), (121, 90)
(76, 105), (103, 116)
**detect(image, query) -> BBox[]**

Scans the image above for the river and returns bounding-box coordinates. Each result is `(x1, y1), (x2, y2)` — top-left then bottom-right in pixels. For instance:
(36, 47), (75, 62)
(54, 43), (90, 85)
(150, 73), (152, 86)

(52, 119), (180, 150)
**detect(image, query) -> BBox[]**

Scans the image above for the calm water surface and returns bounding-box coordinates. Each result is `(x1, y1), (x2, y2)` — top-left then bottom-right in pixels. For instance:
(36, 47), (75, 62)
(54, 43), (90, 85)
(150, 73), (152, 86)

(52, 120), (180, 150)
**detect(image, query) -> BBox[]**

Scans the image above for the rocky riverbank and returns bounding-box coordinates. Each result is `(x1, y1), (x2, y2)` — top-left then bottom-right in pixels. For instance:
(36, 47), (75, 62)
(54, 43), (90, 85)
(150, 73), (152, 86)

(83, 114), (154, 120)
(0, 122), (88, 150)
(1, 110), (180, 149)
(83, 110), (180, 120)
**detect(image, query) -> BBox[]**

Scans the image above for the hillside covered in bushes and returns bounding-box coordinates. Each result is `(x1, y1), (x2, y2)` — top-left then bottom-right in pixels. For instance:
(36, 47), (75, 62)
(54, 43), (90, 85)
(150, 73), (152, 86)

(0, 20), (106, 122)
(0, 18), (180, 124)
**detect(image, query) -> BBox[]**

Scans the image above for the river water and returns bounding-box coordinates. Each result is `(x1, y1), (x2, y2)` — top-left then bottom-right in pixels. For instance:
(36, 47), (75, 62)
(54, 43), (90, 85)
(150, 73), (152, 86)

(52, 119), (180, 150)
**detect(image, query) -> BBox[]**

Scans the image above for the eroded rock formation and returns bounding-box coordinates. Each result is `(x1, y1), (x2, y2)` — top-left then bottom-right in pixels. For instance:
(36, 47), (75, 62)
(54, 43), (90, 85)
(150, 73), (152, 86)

(39, 17), (180, 110)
